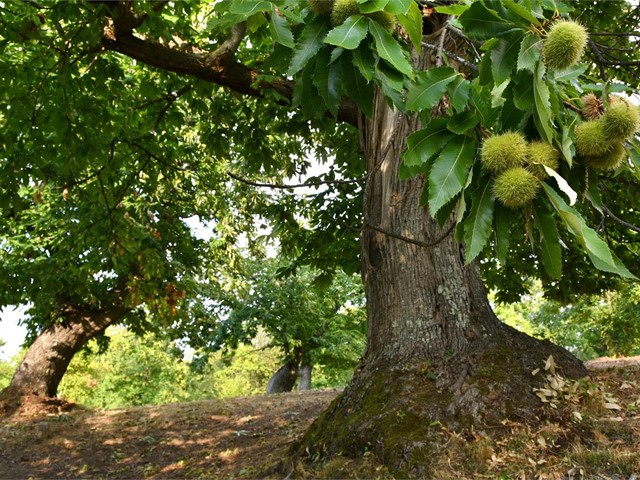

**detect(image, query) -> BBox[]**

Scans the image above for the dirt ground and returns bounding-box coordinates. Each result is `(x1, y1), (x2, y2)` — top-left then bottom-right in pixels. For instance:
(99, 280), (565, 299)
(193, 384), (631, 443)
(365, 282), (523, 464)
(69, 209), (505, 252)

(1, 360), (639, 479)
(0, 389), (338, 479)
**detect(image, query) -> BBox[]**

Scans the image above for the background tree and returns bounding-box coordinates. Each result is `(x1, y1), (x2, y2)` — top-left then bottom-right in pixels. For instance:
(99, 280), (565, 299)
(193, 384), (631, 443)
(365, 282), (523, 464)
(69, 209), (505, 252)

(211, 259), (366, 393)
(0, 0), (639, 475)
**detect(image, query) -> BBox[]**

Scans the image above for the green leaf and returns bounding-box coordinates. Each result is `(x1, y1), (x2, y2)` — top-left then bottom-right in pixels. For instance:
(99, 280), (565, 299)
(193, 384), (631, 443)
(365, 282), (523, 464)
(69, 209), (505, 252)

(383, 0), (412, 15)
(448, 76), (471, 113)
(542, 183), (636, 279)
(429, 136), (476, 216)
(288, 17), (329, 76)
(512, 71), (534, 110)
(494, 203), (512, 265)
(406, 67), (457, 112)
(314, 49), (342, 117)
(533, 61), (554, 142)
(533, 203), (562, 279)
(490, 78), (510, 108)
(403, 119), (455, 167)
(397, 1), (422, 54)
(502, 0), (542, 26)
(435, 4), (469, 16)
(324, 14), (369, 50)
(229, 1), (271, 16)
(342, 55), (374, 117)
(491, 36), (523, 85)
(352, 43), (376, 81)
(358, 0), (389, 14)
(447, 111), (479, 134)
(464, 181), (495, 264)
(470, 84), (500, 126)
(269, 5), (295, 48)
(553, 63), (588, 83)
(458, 2), (519, 41)
(517, 33), (542, 72)
(369, 20), (413, 77)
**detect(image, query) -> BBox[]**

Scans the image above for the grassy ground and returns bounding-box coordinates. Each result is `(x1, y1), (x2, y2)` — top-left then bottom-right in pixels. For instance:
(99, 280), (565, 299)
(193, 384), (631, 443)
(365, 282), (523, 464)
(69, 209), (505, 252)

(0, 362), (638, 479)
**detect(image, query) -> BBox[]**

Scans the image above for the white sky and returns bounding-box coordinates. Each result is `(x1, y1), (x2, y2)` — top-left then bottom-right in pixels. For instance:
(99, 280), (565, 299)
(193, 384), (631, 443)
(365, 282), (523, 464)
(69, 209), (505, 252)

(0, 306), (27, 361)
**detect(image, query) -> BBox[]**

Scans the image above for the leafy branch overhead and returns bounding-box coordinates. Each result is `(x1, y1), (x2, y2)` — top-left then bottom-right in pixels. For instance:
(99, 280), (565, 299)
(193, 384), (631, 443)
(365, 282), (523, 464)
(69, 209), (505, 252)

(3, 0), (640, 294)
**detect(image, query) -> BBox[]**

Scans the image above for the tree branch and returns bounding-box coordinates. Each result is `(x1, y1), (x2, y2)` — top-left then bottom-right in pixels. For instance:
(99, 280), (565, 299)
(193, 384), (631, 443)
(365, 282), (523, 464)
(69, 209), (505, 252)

(100, 7), (359, 126)
(602, 204), (640, 235)
(227, 171), (363, 189)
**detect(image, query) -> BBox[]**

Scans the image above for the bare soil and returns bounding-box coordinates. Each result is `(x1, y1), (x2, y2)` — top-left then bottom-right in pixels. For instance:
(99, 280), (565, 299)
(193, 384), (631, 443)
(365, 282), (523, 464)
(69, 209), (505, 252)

(1, 360), (639, 479)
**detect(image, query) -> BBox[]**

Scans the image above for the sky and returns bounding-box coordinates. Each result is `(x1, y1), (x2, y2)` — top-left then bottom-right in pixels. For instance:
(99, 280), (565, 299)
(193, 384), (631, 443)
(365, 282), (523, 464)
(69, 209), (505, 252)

(0, 306), (27, 361)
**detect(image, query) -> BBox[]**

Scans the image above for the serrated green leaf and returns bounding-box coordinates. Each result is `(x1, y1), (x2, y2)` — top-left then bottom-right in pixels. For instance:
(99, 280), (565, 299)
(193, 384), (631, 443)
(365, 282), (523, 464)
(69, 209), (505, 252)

(491, 78), (510, 108)
(447, 111), (478, 134)
(502, 0), (542, 26)
(470, 85), (500, 126)
(352, 43), (376, 81)
(342, 54), (374, 117)
(288, 17), (329, 76)
(553, 63), (588, 82)
(403, 119), (455, 167)
(542, 183), (636, 279)
(533, 203), (562, 279)
(324, 14), (369, 50)
(384, 0), (412, 15)
(458, 1), (519, 41)
(369, 20), (413, 77)
(494, 203), (512, 264)
(314, 48), (342, 117)
(429, 136), (476, 216)
(448, 76), (471, 113)
(406, 67), (457, 112)
(533, 61), (554, 142)
(491, 36), (523, 84)
(358, 0), (389, 14)
(435, 4), (469, 15)
(517, 33), (542, 72)
(464, 181), (495, 264)
(512, 71), (534, 110)
(397, 1), (422, 54)
(269, 5), (295, 48)
(229, 1), (271, 16)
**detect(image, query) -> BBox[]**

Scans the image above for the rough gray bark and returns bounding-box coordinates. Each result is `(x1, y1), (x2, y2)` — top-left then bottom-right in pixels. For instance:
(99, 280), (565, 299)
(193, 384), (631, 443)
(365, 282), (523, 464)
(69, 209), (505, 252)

(297, 364), (312, 391)
(266, 363), (298, 394)
(5, 304), (129, 398)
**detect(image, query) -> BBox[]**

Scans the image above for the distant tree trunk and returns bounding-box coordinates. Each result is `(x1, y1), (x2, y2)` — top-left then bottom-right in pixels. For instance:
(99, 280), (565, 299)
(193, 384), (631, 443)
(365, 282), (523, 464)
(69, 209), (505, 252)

(3, 304), (129, 398)
(297, 364), (312, 391)
(266, 362), (298, 394)
(290, 28), (588, 477)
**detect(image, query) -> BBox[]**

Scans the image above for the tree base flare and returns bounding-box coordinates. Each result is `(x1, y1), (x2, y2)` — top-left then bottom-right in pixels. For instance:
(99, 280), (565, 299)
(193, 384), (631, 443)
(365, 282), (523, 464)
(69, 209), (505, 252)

(0, 386), (77, 418)
(286, 326), (588, 478)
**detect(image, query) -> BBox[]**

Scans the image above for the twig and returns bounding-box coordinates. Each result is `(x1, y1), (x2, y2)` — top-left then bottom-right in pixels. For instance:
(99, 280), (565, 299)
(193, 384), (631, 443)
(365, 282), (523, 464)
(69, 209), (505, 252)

(226, 171), (363, 189)
(601, 204), (640, 234)
(422, 42), (478, 71)
(587, 38), (609, 81)
(435, 28), (447, 68)
(365, 222), (455, 249)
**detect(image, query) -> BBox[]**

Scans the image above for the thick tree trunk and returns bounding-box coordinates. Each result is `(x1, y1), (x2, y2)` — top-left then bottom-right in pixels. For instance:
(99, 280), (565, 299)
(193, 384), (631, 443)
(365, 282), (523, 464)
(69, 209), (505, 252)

(267, 362), (298, 394)
(3, 305), (129, 399)
(297, 364), (312, 391)
(290, 66), (588, 478)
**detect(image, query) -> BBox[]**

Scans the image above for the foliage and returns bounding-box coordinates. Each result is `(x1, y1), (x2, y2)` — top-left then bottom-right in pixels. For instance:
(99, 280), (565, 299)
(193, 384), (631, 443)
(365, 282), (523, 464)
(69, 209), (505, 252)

(211, 259), (366, 373)
(494, 280), (640, 360)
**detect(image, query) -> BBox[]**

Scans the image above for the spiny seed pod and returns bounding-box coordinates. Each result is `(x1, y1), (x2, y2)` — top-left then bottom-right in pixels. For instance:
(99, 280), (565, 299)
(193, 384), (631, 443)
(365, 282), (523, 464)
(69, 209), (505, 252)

(601, 99), (640, 141)
(581, 93), (602, 120)
(588, 142), (627, 170)
(526, 141), (560, 179)
(480, 132), (528, 173)
(493, 167), (540, 209)
(308, 0), (334, 17)
(331, 0), (396, 31)
(574, 120), (614, 158)
(331, 0), (359, 26)
(542, 19), (588, 70)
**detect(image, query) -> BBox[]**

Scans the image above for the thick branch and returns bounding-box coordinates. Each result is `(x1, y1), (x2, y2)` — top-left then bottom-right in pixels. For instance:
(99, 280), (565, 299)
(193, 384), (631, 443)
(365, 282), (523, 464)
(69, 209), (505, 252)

(101, 19), (359, 126)
(227, 171), (363, 189)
